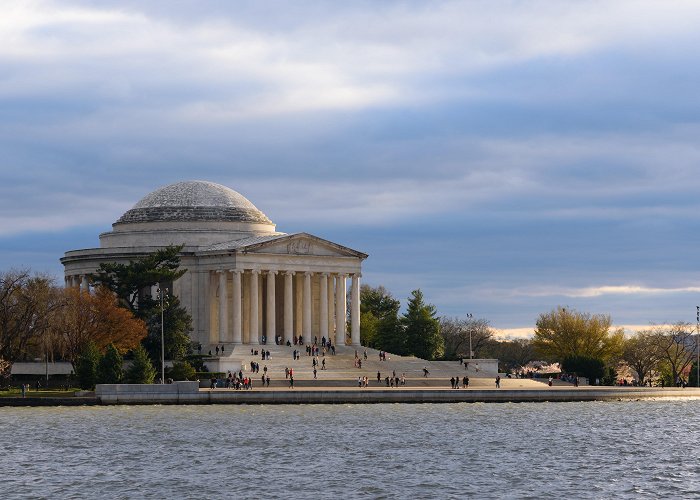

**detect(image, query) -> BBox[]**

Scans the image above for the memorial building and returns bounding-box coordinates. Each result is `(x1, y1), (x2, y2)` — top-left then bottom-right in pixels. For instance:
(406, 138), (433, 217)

(61, 180), (367, 353)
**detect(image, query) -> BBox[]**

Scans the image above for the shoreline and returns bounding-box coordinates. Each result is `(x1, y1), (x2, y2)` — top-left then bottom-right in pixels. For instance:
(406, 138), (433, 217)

(2, 386), (699, 406)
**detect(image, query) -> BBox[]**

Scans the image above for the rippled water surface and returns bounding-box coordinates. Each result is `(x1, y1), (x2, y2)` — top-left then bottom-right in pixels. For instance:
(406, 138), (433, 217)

(1, 400), (699, 499)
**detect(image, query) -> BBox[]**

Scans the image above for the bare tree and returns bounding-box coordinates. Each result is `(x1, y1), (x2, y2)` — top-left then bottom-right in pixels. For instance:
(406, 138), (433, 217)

(622, 329), (661, 385)
(653, 322), (697, 385)
(0, 270), (58, 382)
(440, 316), (493, 360)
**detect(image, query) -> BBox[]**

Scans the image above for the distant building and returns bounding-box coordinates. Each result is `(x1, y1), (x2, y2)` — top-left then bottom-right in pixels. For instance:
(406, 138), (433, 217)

(61, 180), (367, 352)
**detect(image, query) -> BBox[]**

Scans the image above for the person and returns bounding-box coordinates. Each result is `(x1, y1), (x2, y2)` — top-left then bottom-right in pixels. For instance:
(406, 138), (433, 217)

(210, 376), (217, 389)
(197, 343), (202, 354)
(289, 375), (294, 388)
(364, 350), (368, 360)
(450, 377), (455, 389)
(21, 383), (26, 398)
(495, 375), (500, 388)
(321, 358), (326, 370)
(266, 375), (270, 387)
(215, 345), (219, 356)
(285, 367), (289, 379)
(423, 367), (429, 377)
(221, 345), (225, 355)
(463, 375), (469, 388)
(263, 365), (268, 374)
(574, 376), (579, 387)
(358, 376), (362, 387)
(313, 368), (318, 379)
(548, 376), (553, 387)
(377, 371), (381, 383)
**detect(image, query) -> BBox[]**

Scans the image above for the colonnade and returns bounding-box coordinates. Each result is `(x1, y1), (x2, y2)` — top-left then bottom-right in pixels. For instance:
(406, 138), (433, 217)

(65, 274), (90, 292)
(211, 269), (361, 347)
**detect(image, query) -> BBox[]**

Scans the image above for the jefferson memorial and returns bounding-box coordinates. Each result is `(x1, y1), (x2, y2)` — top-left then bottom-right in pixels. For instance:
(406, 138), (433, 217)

(61, 180), (367, 352)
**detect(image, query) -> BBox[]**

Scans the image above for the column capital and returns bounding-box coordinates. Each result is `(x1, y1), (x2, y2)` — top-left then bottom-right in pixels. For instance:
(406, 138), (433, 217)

(304, 271), (313, 277)
(285, 270), (295, 277)
(229, 269), (243, 275)
(321, 272), (330, 277)
(267, 269), (278, 276)
(352, 272), (362, 279)
(216, 269), (225, 274)
(250, 268), (261, 275)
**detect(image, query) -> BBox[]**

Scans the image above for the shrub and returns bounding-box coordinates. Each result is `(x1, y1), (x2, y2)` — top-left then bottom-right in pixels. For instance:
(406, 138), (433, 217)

(167, 360), (196, 381)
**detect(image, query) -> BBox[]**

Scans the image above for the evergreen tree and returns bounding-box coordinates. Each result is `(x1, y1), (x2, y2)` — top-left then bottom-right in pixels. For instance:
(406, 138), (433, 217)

(375, 312), (406, 356)
(97, 343), (123, 384)
(402, 289), (443, 360)
(89, 245), (193, 364)
(143, 295), (193, 365)
(168, 360), (196, 381)
(74, 342), (100, 389)
(126, 345), (156, 384)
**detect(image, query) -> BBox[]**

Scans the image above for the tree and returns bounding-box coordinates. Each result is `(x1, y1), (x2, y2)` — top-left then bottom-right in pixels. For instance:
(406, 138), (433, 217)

(402, 289), (443, 360)
(359, 285), (400, 348)
(90, 245), (186, 315)
(481, 338), (536, 373)
(97, 343), (123, 384)
(440, 317), (494, 360)
(622, 330), (661, 385)
(0, 270), (60, 382)
(75, 342), (100, 389)
(51, 286), (147, 364)
(126, 345), (156, 384)
(168, 360), (196, 381)
(142, 295), (193, 364)
(532, 307), (624, 364)
(90, 246), (192, 362)
(653, 322), (697, 385)
(374, 312), (406, 356)
(561, 355), (605, 384)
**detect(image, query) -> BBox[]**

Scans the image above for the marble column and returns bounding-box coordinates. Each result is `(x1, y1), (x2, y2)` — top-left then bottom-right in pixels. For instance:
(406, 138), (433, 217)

(351, 273), (361, 346)
(231, 270), (242, 344)
(284, 271), (294, 344)
(266, 270), (277, 344)
(335, 274), (346, 345)
(319, 273), (329, 342)
(249, 270), (260, 345)
(217, 271), (227, 343)
(81, 275), (89, 293)
(327, 274), (335, 339)
(303, 272), (312, 344)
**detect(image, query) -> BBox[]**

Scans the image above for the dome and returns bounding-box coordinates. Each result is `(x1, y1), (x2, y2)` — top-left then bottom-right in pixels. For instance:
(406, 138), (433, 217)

(114, 180), (272, 225)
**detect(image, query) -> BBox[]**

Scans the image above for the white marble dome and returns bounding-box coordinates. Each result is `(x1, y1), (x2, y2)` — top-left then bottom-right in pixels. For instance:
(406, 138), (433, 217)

(114, 180), (272, 225)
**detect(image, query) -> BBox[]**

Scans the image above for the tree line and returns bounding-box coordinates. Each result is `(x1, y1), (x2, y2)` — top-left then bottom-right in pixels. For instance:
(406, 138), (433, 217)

(0, 246), (195, 388)
(360, 286), (699, 385)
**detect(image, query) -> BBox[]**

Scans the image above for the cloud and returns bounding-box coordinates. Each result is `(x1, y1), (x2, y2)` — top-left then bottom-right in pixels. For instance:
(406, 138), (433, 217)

(508, 285), (700, 299)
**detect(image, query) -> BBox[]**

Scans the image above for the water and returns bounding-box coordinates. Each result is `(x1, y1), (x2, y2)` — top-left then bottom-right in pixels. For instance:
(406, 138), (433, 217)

(1, 400), (699, 499)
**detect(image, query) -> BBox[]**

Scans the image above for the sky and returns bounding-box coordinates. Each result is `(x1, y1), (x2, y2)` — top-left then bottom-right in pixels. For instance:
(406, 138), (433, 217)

(2, 0), (700, 337)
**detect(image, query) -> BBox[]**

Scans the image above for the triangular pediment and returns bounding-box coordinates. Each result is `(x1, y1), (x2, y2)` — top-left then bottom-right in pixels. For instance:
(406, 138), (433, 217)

(238, 233), (367, 259)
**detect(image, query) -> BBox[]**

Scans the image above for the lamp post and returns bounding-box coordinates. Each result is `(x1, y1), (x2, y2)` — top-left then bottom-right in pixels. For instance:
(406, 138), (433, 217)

(158, 285), (168, 384)
(696, 306), (699, 388)
(466, 313), (474, 359)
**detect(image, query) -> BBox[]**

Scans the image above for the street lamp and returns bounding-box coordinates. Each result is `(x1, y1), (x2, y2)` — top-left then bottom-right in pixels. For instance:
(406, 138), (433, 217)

(466, 313), (474, 359)
(158, 285), (168, 384)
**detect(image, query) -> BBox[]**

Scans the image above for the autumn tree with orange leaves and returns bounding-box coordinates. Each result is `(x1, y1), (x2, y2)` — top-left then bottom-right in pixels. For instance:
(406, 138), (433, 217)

(51, 286), (147, 364)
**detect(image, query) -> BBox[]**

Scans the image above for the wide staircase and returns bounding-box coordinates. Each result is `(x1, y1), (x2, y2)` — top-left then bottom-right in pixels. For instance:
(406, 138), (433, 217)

(202, 344), (544, 389)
